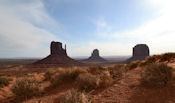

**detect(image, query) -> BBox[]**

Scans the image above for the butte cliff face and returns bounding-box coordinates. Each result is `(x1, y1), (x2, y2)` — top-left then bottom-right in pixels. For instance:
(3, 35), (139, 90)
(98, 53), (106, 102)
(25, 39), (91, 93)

(85, 49), (106, 62)
(34, 41), (82, 66)
(50, 41), (67, 56)
(127, 44), (150, 63)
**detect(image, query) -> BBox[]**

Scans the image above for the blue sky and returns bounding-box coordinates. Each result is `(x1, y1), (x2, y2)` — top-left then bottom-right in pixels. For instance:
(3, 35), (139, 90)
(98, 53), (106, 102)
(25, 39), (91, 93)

(0, 0), (175, 58)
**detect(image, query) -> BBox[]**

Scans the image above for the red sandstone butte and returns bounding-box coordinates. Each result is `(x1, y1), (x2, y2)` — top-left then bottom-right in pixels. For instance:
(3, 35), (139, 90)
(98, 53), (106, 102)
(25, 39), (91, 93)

(84, 49), (106, 62)
(127, 44), (150, 63)
(33, 41), (83, 67)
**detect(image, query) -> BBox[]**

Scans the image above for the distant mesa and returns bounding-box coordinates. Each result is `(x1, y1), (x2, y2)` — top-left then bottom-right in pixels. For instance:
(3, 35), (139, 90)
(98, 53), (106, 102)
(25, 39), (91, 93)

(34, 41), (82, 66)
(127, 44), (150, 63)
(84, 49), (106, 62)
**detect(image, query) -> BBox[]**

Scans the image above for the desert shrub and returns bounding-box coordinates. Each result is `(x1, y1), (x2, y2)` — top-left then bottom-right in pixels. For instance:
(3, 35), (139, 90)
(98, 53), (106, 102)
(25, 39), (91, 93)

(11, 78), (42, 100)
(140, 53), (175, 66)
(51, 68), (86, 87)
(107, 65), (123, 79)
(98, 71), (113, 88)
(44, 70), (56, 81)
(146, 55), (158, 62)
(141, 63), (173, 88)
(139, 55), (160, 67)
(0, 76), (10, 88)
(76, 73), (100, 91)
(87, 66), (106, 75)
(160, 53), (175, 62)
(126, 61), (140, 70)
(60, 89), (91, 103)
(139, 61), (148, 67)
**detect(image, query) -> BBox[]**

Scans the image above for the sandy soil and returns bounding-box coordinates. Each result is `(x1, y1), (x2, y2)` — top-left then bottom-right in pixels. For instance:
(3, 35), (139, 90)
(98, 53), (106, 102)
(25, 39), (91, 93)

(0, 62), (175, 103)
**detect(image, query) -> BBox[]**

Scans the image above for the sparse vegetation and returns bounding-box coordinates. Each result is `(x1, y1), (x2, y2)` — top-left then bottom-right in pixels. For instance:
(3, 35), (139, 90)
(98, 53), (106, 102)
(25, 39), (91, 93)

(44, 70), (56, 81)
(139, 55), (160, 67)
(87, 66), (106, 75)
(141, 63), (173, 88)
(98, 71), (113, 88)
(76, 73), (100, 91)
(126, 61), (140, 70)
(60, 89), (91, 103)
(140, 53), (175, 67)
(11, 78), (43, 100)
(48, 66), (123, 91)
(77, 67), (116, 91)
(50, 68), (87, 87)
(160, 53), (175, 62)
(107, 65), (124, 79)
(0, 76), (10, 88)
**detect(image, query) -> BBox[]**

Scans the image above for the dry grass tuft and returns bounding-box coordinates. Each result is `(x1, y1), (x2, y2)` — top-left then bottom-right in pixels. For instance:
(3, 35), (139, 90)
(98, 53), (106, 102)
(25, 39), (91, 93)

(76, 73), (100, 91)
(48, 66), (123, 90)
(11, 78), (43, 100)
(76, 65), (124, 91)
(159, 53), (175, 62)
(44, 70), (56, 81)
(0, 76), (10, 88)
(107, 65), (124, 79)
(87, 66), (106, 75)
(141, 63), (173, 88)
(98, 71), (113, 88)
(140, 53), (175, 67)
(126, 61), (140, 70)
(139, 55), (160, 67)
(60, 89), (91, 103)
(50, 68), (87, 87)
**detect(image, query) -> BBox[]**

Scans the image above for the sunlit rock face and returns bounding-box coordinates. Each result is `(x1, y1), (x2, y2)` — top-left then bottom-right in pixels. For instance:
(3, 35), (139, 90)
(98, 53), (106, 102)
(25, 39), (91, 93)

(127, 44), (150, 63)
(33, 41), (82, 66)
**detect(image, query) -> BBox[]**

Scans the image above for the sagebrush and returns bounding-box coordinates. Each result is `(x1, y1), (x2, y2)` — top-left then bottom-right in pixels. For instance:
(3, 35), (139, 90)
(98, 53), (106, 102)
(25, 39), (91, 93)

(11, 78), (42, 100)
(141, 63), (173, 88)
(0, 76), (10, 88)
(50, 68), (87, 87)
(60, 89), (91, 103)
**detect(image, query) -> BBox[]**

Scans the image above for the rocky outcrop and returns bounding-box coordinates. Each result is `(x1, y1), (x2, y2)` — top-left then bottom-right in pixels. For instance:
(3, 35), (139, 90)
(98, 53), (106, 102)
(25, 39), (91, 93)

(50, 41), (67, 55)
(34, 41), (82, 66)
(84, 49), (106, 62)
(127, 44), (150, 63)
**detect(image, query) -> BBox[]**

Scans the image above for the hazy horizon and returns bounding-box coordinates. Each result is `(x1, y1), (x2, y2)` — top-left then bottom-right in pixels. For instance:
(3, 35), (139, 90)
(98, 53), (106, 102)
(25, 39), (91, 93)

(0, 0), (175, 58)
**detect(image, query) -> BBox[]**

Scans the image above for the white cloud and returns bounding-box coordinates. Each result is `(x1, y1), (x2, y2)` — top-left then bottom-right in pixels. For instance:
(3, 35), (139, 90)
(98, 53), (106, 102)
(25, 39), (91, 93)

(93, 0), (175, 55)
(94, 18), (113, 38)
(0, 0), (62, 57)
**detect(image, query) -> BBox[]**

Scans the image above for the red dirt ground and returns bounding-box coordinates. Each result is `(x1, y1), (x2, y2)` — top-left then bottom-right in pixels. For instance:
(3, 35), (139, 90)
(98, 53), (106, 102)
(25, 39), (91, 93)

(0, 63), (175, 103)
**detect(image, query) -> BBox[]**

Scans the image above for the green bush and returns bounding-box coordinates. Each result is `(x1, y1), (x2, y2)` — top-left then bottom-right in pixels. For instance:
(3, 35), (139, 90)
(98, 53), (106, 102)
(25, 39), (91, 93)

(0, 76), (10, 88)
(11, 78), (42, 100)
(141, 63), (173, 88)
(60, 89), (91, 103)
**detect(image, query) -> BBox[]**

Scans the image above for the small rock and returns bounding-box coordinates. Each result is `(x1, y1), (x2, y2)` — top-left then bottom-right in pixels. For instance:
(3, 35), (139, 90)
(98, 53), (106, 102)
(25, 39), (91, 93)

(128, 84), (136, 88)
